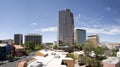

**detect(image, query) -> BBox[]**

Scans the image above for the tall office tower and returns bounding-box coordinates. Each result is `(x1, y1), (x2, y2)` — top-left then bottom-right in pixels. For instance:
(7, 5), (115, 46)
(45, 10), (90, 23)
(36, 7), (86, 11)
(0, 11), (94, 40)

(58, 9), (74, 45)
(25, 34), (42, 45)
(75, 29), (86, 45)
(14, 34), (23, 45)
(88, 34), (99, 46)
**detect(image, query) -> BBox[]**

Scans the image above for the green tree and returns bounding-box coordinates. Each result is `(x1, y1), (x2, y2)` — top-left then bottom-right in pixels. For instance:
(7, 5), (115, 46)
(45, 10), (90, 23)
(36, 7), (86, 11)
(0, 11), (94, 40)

(53, 44), (58, 49)
(94, 46), (105, 58)
(110, 49), (117, 56)
(74, 44), (82, 51)
(93, 46), (106, 60)
(82, 40), (95, 56)
(47, 44), (53, 49)
(79, 56), (101, 67)
(6, 55), (15, 62)
(25, 41), (35, 51)
(95, 46), (105, 55)
(34, 45), (42, 51)
(67, 53), (77, 60)
(24, 41), (35, 55)
(59, 44), (65, 46)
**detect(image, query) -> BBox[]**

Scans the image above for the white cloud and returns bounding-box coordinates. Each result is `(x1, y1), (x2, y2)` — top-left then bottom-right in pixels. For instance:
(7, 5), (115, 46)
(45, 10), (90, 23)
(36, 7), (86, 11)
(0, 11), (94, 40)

(74, 13), (120, 35)
(74, 13), (81, 20)
(76, 25), (120, 35)
(105, 7), (111, 11)
(105, 7), (118, 15)
(0, 33), (7, 36)
(33, 24), (120, 35)
(34, 26), (57, 32)
(93, 24), (98, 27)
(114, 10), (117, 14)
(74, 13), (102, 26)
(115, 18), (120, 23)
(31, 22), (37, 26)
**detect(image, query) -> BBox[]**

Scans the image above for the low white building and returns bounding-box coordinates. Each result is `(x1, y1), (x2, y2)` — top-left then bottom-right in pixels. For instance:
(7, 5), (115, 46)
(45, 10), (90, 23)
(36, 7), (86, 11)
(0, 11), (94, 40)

(117, 48), (120, 57)
(27, 50), (74, 67)
(74, 51), (84, 55)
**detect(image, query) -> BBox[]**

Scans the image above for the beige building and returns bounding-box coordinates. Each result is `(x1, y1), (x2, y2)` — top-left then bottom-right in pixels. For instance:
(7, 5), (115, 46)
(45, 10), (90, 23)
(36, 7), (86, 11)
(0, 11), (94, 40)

(88, 34), (99, 46)
(16, 60), (27, 67)
(14, 45), (24, 57)
(58, 9), (74, 45)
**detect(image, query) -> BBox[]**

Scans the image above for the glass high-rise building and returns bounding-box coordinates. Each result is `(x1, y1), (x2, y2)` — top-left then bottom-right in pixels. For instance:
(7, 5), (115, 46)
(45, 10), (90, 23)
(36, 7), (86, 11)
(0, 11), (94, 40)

(75, 29), (86, 45)
(58, 9), (74, 45)
(14, 34), (23, 45)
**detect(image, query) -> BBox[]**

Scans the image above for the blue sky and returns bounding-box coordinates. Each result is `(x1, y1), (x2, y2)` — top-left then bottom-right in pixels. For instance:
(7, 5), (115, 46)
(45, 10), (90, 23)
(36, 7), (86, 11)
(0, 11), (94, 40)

(0, 0), (120, 43)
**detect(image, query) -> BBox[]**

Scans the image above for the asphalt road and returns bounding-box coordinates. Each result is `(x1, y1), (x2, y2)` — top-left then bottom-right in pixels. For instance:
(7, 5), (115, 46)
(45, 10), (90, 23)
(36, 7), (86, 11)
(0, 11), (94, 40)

(0, 60), (18, 67)
(0, 56), (29, 67)
(0, 52), (35, 67)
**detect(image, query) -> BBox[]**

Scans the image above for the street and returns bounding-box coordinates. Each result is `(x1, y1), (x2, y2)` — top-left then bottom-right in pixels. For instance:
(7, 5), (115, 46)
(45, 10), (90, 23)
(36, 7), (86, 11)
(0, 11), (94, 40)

(0, 52), (35, 67)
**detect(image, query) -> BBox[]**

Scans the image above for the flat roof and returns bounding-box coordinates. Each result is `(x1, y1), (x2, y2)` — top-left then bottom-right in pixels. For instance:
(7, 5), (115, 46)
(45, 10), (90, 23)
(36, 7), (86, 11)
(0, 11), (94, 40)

(76, 29), (86, 31)
(25, 34), (41, 36)
(28, 50), (73, 67)
(0, 43), (7, 47)
(14, 45), (24, 49)
(88, 34), (98, 37)
(37, 50), (48, 55)
(102, 57), (120, 64)
(14, 34), (22, 35)
(62, 57), (73, 60)
(74, 51), (84, 55)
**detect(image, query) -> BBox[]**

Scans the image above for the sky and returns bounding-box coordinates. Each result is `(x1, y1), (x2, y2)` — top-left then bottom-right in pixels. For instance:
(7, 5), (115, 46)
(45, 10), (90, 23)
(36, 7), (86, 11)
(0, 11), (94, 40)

(0, 0), (120, 43)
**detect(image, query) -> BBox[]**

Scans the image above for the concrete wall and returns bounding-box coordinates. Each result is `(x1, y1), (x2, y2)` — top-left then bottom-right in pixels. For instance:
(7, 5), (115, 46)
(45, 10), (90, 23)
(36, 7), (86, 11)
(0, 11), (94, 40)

(63, 60), (74, 67)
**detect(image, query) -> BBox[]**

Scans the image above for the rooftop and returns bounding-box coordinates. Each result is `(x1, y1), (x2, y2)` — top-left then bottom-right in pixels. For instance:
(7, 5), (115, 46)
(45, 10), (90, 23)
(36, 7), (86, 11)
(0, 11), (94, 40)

(76, 29), (86, 31)
(38, 50), (48, 55)
(28, 50), (73, 67)
(25, 34), (41, 36)
(0, 43), (7, 47)
(88, 34), (98, 37)
(102, 57), (120, 64)
(14, 45), (24, 49)
(14, 34), (23, 35)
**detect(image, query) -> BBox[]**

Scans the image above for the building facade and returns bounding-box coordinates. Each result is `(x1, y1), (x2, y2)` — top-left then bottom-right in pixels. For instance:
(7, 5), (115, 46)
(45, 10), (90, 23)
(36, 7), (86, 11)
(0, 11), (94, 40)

(0, 43), (12, 61)
(14, 34), (23, 45)
(117, 48), (120, 57)
(88, 34), (99, 46)
(58, 9), (74, 45)
(14, 45), (24, 57)
(102, 57), (120, 67)
(25, 34), (42, 45)
(75, 29), (86, 45)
